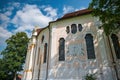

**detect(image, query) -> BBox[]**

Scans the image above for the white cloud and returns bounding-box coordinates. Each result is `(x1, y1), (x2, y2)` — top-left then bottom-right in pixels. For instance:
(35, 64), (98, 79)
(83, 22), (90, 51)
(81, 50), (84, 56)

(0, 3), (15, 51)
(4, 11), (12, 16)
(13, 24), (34, 37)
(44, 6), (57, 18)
(12, 2), (21, 8)
(0, 27), (12, 51)
(14, 25), (33, 32)
(63, 6), (75, 14)
(0, 3), (58, 51)
(63, 6), (86, 14)
(75, 7), (86, 11)
(2, 2), (17, 16)
(0, 27), (12, 39)
(0, 2), (16, 28)
(0, 13), (10, 28)
(12, 4), (57, 33)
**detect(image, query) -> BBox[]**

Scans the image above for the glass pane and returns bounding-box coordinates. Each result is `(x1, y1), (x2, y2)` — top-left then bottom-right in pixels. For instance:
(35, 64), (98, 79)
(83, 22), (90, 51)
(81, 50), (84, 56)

(85, 34), (95, 59)
(66, 26), (70, 33)
(59, 38), (65, 61)
(41, 35), (44, 43)
(71, 24), (77, 34)
(111, 34), (120, 59)
(78, 24), (83, 32)
(44, 43), (47, 63)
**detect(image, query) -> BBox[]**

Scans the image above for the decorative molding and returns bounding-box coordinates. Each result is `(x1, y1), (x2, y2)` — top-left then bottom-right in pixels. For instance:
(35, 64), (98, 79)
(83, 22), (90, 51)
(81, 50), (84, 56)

(31, 44), (35, 48)
(29, 44), (36, 50)
(24, 69), (32, 72)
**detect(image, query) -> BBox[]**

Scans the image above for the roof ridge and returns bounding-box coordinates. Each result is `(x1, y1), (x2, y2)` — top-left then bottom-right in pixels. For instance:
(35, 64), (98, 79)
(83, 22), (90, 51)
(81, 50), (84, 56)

(57, 9), (92, 21)
(63, 9), (89, 16)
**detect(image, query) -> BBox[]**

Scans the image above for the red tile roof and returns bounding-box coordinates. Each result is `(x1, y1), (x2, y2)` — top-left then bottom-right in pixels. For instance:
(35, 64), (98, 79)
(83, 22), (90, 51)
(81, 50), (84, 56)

(35, 9), (92, 36)
(36, 28), (43, 34)
(57, 9), (92, 21)
(36, 27), (47, 37)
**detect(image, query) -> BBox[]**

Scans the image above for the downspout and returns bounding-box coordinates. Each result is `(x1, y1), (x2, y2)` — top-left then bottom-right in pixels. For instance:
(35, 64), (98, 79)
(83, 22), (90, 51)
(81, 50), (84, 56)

(107, 36), (119, 80)
(46, 26), (51, 80)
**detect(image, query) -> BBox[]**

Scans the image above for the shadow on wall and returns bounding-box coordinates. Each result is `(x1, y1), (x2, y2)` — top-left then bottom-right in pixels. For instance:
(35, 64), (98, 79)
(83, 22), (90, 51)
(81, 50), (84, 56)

(47, 22), (116, 80)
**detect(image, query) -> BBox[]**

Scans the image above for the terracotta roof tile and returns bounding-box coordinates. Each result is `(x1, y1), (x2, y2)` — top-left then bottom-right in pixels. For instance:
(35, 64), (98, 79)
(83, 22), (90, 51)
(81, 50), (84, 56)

(57, 9), (92, 21)
(36, 27), (47, 37)
(36, 28), (42, 34)
(35, 9), (92, 37)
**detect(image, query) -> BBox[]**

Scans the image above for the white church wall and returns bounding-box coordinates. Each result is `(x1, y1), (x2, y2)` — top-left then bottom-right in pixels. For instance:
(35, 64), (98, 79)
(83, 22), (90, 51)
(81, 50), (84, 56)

(32, 28), (49, 80)
(23, 9), (120, 80)
(47, 14), (117, 80)
(23, 34), (37, 80)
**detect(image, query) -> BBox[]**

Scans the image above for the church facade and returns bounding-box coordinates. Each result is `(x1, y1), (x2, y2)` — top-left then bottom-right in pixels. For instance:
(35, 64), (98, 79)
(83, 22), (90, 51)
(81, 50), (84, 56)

(22, 9), (120, 80)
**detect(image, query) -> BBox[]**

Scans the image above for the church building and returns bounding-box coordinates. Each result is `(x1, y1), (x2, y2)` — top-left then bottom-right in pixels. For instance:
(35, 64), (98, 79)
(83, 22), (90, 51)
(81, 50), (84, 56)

(22, 9), (120, 80)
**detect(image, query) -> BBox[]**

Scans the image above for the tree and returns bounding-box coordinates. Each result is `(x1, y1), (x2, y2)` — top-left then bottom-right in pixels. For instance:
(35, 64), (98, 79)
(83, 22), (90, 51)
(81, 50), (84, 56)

(0, 59), (8, 80)
(0, 32), (29, 80)
(89, 0), (120, 35)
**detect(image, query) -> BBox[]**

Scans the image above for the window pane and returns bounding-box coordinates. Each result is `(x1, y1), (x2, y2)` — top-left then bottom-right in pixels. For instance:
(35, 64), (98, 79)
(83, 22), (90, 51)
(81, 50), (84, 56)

(85, 34), (96, 59)
(44, 43), (47, 63)
(59, 38), (65, 61)
(78, 24), (83, 32)
(66, 26), (70, 34)
(111, 34), (120, 59)
(71, 24), (77, 34)
(41, 35), (44, 43)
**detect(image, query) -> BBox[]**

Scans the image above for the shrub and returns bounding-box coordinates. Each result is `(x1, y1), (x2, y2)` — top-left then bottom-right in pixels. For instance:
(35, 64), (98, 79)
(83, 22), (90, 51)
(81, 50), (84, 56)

(85, 73), (96, 80)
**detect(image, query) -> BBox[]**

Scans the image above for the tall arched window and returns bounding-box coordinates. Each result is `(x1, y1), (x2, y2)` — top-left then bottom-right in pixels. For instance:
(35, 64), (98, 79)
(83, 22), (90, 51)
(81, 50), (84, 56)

(59, 38), (65, 61)
(111, 34), (120, 59)
(85, 34), (96, 59)
(41, 35), (44, 43)
(44, 43), (47, 63)
(71, 24), (77, 34)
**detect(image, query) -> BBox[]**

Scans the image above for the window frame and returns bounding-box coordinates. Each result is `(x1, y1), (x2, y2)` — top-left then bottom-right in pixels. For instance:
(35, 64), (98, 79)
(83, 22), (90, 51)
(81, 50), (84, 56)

(59, 38), (65, 61)
(78, 24), (83, 32)
(71, 24), (77, 34)
(41, 35), (44, 43)
(85, 34), (96, 59)
(66, 26), (70, 34)
(43, 43), (47, 63)
(111, 34), (120, 59)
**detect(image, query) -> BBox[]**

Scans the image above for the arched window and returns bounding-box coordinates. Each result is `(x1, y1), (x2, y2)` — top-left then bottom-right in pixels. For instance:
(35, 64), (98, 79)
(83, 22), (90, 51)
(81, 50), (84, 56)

(78, 24), (83, 32)
(85, 34), (96, 59)
(66, 26), (70, 34)
(111, 34), (120, 59)
(71, 24), (77, 34)
(44, 43), (47, 63)
(59, 38), (65, 61)
(41, 35), (44, 43)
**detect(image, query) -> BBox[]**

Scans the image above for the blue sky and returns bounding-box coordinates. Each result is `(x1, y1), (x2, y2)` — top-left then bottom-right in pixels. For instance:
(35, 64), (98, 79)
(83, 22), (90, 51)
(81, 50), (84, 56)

(0, 0), (92, 52)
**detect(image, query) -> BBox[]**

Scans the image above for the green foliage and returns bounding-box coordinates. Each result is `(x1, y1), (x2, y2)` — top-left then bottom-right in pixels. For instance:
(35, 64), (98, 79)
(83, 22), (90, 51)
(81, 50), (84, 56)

(85, 73), (96, 80)
(89, 0), (120, 35)
(0, 32), (29, 80)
